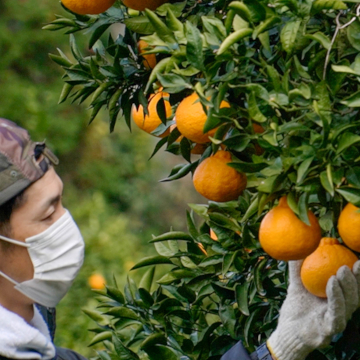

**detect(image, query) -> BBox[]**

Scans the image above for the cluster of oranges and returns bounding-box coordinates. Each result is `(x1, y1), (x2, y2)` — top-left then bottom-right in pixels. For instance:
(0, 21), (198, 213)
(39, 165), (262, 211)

(60, 0), (250, 204)
(260, 197), (360, 298)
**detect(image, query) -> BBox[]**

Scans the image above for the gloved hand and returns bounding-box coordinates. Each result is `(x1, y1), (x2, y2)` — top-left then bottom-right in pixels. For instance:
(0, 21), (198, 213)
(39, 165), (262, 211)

(267, 260), (360, 360)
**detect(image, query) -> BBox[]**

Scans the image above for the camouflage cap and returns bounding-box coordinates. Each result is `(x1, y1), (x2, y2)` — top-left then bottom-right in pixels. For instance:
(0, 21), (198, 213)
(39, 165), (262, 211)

(0, 118), (59, 206)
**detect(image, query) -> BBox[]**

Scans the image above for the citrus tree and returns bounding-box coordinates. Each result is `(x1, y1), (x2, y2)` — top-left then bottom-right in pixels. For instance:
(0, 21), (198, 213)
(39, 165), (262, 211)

(46, 0), (360, 358)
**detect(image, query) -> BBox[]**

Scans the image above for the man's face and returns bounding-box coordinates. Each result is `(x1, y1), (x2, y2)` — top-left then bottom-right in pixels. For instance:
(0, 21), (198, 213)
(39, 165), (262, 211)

(0, 167), (65, 287)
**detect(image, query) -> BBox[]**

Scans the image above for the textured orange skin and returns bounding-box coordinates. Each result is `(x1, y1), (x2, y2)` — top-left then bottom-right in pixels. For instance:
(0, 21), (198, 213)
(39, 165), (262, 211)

(338, 203), (360, 252)
(301, 238), (358, 298)
(61, 0), (115, 14)
(88, 274), (106, 289)
(175, 93), (230, 144)
(122, 0), (168, 10)
(193, 151), (247, 202)
(259, 196), (322, 261)
(132, 92), (172, 137)
(138, 40), (157, 70)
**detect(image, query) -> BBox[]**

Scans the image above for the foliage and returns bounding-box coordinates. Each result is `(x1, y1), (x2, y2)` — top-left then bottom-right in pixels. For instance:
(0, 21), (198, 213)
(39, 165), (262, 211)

(47, 0), (360, 358)
(0, 0), (198, 356)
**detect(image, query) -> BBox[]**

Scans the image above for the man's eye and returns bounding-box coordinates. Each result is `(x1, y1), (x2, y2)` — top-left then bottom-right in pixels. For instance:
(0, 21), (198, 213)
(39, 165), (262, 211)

(42, 213), (54, 221)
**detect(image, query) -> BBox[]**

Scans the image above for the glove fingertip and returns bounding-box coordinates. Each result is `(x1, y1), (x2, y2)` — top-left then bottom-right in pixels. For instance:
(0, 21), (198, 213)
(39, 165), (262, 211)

(353, 260), (360, 276)
(326, 275), (340, 298)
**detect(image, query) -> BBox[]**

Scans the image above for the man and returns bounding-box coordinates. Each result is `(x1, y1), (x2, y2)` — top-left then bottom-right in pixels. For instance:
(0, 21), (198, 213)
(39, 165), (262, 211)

(0, 118), (359, 360)
(0, 118), (85, 359)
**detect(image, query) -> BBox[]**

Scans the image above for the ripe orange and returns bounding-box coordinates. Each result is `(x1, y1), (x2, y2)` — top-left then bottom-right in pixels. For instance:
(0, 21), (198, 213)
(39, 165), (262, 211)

(259, 196), (322, 261)
(175, 93), (230, 144)
(301, 237), (358, 298)
(61, 0), (115, 14)
(252, 122), (265, 155)
(193, 151), (247, 202)
(122, 0), (168, 10)
(338, 203), (360, 252)
(132, 91), (172, 136)
(210, 229), (218, 241)
(88, 273), (106, 290)
(138, 40), (157, 70)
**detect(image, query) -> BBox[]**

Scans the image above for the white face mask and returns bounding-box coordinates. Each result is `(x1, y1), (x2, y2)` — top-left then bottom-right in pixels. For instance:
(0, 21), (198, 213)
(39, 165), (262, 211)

(0, 210), (84, 307)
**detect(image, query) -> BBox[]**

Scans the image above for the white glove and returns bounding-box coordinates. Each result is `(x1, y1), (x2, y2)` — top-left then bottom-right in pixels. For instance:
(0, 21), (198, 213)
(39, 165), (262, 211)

(267, 260), (360, 360)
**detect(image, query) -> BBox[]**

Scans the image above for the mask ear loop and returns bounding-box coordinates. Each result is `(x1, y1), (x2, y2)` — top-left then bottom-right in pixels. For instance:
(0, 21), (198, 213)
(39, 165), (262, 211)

(0, 236), (29, 285)
(0, 270), (20, 286)
(0, 235), (29, 247)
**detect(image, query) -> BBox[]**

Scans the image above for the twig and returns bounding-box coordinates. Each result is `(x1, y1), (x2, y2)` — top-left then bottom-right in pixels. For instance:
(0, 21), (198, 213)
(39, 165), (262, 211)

(323, 5), (360, 80)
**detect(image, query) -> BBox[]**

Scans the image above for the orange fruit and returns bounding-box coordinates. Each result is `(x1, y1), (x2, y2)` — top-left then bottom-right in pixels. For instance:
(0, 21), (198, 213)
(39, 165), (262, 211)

(138, 40), (157, 70)
(197, 243), (208, 256)
(132, 91), (172, 137)
(252, 123), (265, 155)
(259, 196), (322, 261)
(122, 0), (168, 10)
(338, 203), (360, 252)
(210, 229), (218, 241)
(61, 0), (115, 14)
(88, 273), (106, 289)
(175, 93), (230, 144)
(301, 237), (358, 298)
(193, 150), (247, 202)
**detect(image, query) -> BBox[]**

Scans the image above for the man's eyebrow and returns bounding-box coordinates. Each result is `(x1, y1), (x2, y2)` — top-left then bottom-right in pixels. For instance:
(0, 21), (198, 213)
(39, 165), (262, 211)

(41, 194), (62, 211)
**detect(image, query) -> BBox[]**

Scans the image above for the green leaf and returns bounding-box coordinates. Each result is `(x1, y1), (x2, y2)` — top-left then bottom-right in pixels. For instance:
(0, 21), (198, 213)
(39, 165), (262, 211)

(222, 134), (251, 152)
(141, 333), (167, 351)
(160, 162), (197, 181)
(89, 331), (112, 346)
(312, 0), (347, 12)
(280, 20), (301, 54)
(149, 231), (193, 242)
(228, 1), (253, 22)
(298, 193), (310, 226)
(347, 20), (360, 51)
(217, 28), (252, 55)
(89, 23), (111, 49)
(254, 258), (267, 296)
(185, 21), (205, 70)
(331, 65), (360, 76)
(124, 16), (155, 34)
(336, 187), (360, 206)
(106, 286), (125, 303)
(305, 32), (331, 50)
(340, 90), (360, 107)
(82, 309), (106, 323)
(113, 334), (140, 359)
(228, 161), (268, 173)
(106, 307), (139, 319)
(247, 92), (267, 122)
(144, 9), (178, 49)
(336, 132), (360, 154)
(320, 170), (334, 196)
(157, 73), (191, 93)
(297, 157), (314, 184)
(235, 282), (250, 316)
(58, 82), (73, 104)
(69, 34), (82, 61)
(131, 256), (174, 270)
(253, 16), (281, 39)
(146, 345), (179, 360)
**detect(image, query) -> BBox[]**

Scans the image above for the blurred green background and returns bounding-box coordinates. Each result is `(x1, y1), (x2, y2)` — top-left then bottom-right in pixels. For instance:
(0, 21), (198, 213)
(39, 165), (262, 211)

(0, 0), (202, 356)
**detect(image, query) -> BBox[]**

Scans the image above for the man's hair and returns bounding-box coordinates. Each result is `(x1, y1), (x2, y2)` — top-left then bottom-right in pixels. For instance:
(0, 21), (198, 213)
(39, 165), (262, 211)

(0, 191), (26, 250)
